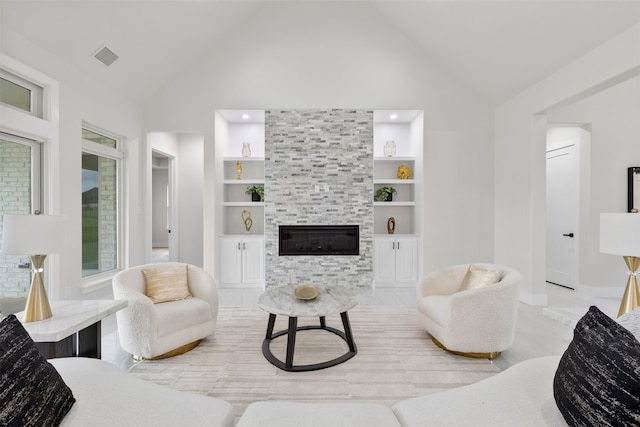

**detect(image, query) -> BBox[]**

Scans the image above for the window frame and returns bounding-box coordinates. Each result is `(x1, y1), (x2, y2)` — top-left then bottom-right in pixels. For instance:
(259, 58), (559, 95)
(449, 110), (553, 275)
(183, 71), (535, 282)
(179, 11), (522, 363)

(0, 132), (42, 213)
(0, 53), (60, 299)
(0, 69), (44, 118)
(81, 124), (124, 284)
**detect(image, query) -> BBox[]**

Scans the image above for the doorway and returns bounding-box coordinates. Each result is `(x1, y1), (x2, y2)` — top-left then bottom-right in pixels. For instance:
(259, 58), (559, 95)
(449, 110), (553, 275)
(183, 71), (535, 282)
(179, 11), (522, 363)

(545, 125), (591, 290)
(151, 150), (176, 263)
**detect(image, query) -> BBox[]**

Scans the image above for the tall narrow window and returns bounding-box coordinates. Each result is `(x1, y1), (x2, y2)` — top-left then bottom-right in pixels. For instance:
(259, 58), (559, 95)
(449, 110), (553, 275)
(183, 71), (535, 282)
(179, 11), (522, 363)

(82, 127), (121, 277)
(0, 133), (41, 298)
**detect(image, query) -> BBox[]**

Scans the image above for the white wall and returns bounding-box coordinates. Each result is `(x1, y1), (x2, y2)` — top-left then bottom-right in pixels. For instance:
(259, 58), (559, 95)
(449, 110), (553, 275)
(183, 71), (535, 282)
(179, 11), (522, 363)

(548, 76), (640, 295)
(143, 1), (496, 276)
(495, 24), (640, 305)
(0, 28), (145, 300)
(177, 133), (204, 267)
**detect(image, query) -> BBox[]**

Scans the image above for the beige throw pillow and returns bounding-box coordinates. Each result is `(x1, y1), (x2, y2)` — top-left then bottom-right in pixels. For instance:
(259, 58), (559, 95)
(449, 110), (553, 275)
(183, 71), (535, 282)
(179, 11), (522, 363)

(459, 264), (503, 291)
(142, 265), (192, 304)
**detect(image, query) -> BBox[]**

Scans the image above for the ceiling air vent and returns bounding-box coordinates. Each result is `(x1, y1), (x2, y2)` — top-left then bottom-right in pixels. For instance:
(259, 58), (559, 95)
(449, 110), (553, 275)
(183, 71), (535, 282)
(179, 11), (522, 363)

(92, 45), (119, 67)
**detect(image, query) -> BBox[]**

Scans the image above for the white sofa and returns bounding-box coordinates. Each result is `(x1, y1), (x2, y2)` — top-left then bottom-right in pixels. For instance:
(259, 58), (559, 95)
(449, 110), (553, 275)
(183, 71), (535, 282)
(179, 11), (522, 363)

(236, 356), (566, 427)
(49, 355), (565, 427)
(51, 357), (234, 427)
(416, 263), (521, 357)
(112, 262), (218, 359)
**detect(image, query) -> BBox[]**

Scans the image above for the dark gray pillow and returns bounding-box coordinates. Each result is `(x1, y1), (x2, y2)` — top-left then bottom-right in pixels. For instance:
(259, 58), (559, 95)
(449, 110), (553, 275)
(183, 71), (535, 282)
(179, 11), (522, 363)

(553, 306), (640, 426)
(0, 315), (75, 426)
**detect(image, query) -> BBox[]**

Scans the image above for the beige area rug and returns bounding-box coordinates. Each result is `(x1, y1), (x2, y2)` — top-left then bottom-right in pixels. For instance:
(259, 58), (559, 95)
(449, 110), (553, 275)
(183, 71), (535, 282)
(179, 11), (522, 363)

(129, 306), (501, 421)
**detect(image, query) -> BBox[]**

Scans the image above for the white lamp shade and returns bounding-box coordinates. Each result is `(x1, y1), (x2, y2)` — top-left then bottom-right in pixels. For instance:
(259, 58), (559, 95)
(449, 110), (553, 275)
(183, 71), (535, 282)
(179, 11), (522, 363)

(1, 214), (68, 255)
(600, 213), (640, 257)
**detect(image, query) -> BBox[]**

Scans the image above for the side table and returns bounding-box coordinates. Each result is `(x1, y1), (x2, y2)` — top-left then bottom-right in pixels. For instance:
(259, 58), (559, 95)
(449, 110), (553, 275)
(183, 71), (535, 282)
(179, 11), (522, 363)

(17, 299), (127, 359)
(258, 285), (358, 372)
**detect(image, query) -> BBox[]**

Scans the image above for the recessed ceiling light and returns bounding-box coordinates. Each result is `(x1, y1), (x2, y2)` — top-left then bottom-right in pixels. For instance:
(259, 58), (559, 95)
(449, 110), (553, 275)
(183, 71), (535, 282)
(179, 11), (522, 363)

(390, 114), (398, 120)
(242, 114), (249, 120)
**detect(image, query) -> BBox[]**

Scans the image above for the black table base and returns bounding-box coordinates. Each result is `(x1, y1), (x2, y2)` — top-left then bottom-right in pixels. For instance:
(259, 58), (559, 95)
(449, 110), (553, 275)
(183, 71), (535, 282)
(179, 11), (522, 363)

(35, 321), (102, 359)
(262, 312), (357, 372)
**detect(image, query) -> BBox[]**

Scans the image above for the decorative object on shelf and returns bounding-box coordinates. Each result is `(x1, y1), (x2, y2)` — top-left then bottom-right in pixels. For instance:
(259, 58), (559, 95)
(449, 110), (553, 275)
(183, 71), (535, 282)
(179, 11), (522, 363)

(245, 185), (264, 202)
(0, 212), (68, 322)
(397, 165), (412, 180)
(629, 167), (640, 213)
(236, 161), (242, 180)
(384, 141), (396, 157)
(600, 212), (640, 317)
(374, 186), (397, 202)
(294, 284), (319, 301)
(241, 142), (252, 158)
(387, 217), (396, 234)
(241, 210), (252, 234)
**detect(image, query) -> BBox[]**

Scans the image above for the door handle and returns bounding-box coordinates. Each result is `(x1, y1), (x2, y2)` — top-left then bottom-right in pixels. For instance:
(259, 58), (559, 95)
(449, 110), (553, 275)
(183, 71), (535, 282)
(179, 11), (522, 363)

(562, 233), (574, 238)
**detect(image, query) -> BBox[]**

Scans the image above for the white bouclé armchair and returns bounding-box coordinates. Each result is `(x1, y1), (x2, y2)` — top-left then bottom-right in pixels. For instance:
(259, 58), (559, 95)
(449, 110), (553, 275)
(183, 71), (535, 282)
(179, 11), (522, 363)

(417, 263), (521, 359)
(112, 262), (218, 359)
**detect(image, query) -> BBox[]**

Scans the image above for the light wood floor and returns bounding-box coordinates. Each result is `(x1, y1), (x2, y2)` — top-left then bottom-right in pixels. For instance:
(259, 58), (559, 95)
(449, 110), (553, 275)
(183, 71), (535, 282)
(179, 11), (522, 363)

(102, 282), (621, 372)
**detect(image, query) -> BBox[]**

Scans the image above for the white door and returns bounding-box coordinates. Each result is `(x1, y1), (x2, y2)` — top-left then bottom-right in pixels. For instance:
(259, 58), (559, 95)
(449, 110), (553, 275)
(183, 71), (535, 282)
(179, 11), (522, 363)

(395, 237), (418, 284)
(242, 238), (264, 284)
(546, 143), (579, 288)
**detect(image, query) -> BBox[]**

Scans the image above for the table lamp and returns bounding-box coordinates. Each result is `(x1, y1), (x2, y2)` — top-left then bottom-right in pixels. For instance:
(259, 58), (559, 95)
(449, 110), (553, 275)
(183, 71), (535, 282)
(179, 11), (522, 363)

(1, 213), (67, 322)
(600, 213), (640, 317)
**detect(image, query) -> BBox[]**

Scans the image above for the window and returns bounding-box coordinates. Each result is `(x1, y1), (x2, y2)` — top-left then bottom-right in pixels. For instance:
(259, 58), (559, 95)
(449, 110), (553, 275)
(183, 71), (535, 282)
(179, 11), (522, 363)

(0, 133), (41, 297)
(0, 70), (43, 118)
(82, 127), (122, 278)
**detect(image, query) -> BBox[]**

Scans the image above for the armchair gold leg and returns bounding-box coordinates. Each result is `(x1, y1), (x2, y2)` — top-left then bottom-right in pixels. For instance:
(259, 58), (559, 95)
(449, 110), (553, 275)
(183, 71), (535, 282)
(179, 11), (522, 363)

(432, 337), (500, 360)
(134, 340), (202, 361)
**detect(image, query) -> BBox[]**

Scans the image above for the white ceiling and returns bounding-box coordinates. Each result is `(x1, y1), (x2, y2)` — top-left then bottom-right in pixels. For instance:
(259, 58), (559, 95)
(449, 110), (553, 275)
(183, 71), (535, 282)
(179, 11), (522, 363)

(1, 0), (639, 107)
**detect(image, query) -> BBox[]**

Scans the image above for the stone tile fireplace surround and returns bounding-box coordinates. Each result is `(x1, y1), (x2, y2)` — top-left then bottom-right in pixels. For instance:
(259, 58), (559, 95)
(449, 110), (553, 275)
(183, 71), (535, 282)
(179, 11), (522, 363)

(264, 109), (374, 290)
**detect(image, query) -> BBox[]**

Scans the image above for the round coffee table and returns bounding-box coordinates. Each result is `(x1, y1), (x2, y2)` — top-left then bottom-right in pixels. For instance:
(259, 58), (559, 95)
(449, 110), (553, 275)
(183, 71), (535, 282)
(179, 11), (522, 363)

(258, 285), (358, 372)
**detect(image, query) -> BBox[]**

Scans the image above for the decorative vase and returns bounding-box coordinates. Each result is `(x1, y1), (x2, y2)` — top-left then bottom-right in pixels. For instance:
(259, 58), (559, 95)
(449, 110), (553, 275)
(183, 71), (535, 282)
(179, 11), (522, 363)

(385, 193), (392, 202)
(384, 141), (396, 157)
(236, 161), (242, 180)
(241, 143), (251, 158)
(387, 217), (396, 234)
(251, 192), (261, 202)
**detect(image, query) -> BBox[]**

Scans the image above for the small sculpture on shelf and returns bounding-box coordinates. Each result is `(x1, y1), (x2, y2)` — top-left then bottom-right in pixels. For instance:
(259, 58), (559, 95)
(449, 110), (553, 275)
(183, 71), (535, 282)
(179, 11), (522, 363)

(387, 217), (396, 235)
(241, 210), (252, 234)
(397, 165), (412, 180)
(236, 161), (243, 180)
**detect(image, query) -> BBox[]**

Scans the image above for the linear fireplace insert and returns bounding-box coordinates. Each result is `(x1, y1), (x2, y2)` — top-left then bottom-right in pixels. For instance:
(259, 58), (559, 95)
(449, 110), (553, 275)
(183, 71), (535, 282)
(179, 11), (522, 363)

(279, 225), (359, 256)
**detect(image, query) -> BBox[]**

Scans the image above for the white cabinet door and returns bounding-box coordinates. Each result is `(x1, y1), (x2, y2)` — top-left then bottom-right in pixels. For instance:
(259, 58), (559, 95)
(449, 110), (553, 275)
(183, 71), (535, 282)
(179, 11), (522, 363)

(395, 237), (418, 284)
(242, 238), (264, 284)
(374, 237), (397, 283)
(219, 237), (242, 284)
(374, 236), (418, 286)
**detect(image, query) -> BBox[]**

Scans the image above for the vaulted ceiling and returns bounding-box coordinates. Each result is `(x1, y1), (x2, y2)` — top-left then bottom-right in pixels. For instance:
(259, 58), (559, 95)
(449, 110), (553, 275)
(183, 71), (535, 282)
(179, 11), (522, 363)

(1, 0), (639, 106)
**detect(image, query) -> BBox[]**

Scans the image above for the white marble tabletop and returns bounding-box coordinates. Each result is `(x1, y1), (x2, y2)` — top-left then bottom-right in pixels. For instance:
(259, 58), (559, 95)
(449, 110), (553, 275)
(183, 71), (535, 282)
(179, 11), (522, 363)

(17, 299), (127, 342)
(258, 285), (357, 317)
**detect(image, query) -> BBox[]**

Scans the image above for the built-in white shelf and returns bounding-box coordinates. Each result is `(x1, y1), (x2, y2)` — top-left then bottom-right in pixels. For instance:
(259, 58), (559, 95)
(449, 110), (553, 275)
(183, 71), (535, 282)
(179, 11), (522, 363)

(223, 157), (264, 162)
(222, 202), (265, 207)
(373, 156), (416, 161)
(373, 179), (414, 185)
(373, 201), (416, 207)
(223, 179), (265, 185)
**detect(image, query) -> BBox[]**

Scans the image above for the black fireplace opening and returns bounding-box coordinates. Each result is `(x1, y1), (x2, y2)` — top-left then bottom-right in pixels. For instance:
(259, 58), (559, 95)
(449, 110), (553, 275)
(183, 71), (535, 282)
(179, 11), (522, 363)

(279, 225), (359, 256)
